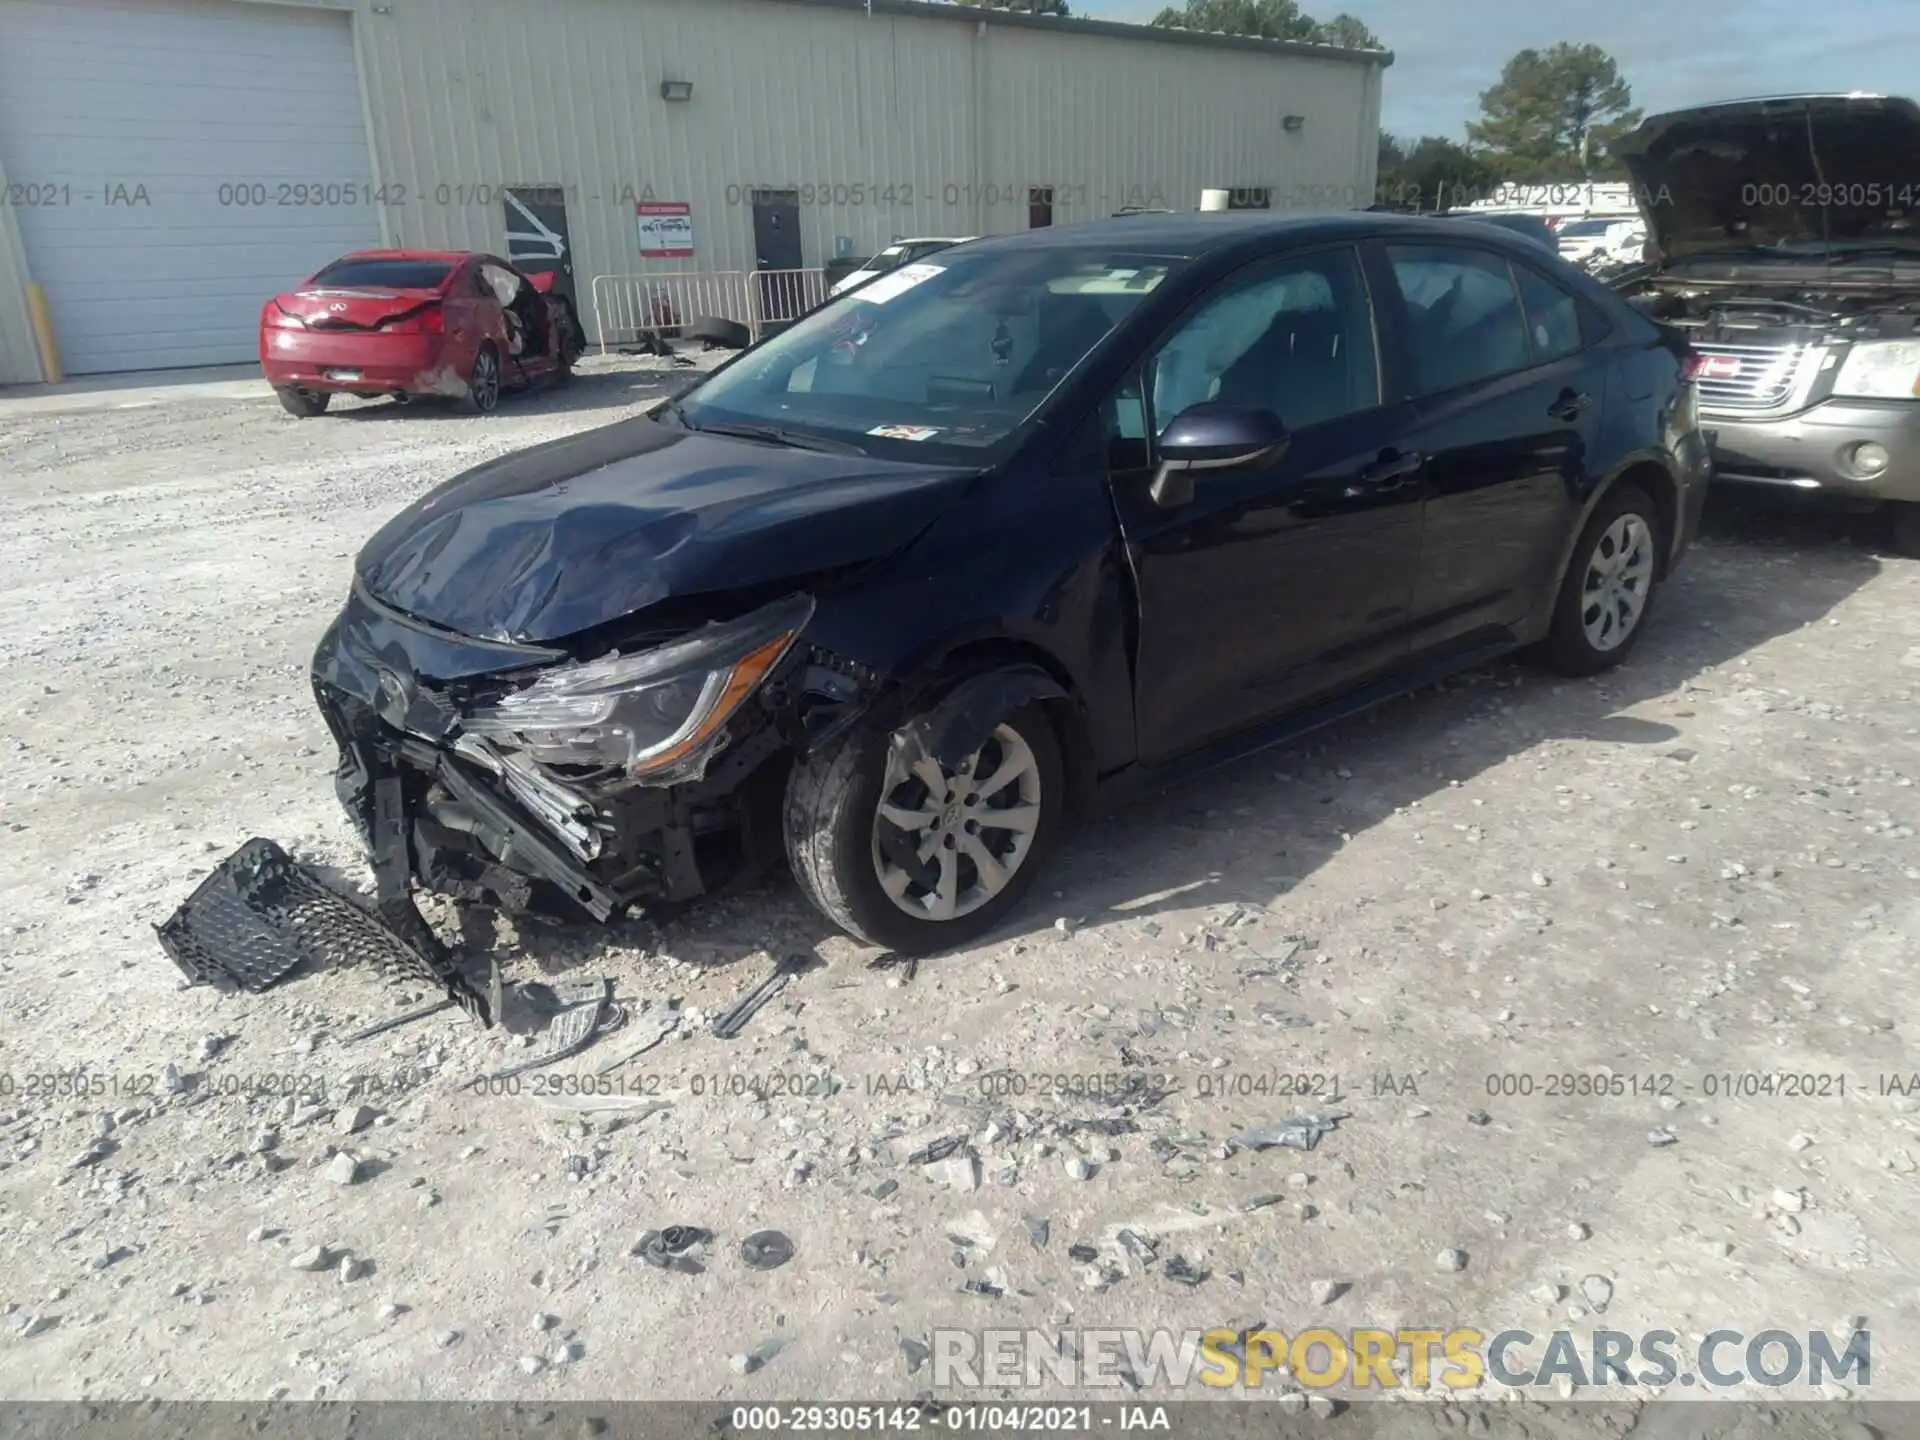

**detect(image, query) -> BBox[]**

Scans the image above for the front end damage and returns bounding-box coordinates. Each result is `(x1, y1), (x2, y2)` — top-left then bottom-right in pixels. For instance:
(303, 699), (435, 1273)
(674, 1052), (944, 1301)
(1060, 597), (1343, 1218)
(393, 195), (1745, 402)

(309, 582), (884, 942)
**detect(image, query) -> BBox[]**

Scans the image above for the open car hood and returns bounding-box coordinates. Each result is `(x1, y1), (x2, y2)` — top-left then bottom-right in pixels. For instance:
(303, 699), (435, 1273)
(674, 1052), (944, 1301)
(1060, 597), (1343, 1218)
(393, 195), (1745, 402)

(1611, 95), (1920, 263)
(355, 415), (977, 644)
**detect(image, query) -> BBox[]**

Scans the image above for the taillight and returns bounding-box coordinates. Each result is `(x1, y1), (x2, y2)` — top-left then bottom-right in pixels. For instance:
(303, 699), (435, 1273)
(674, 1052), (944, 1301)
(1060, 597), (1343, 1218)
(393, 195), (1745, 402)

(263, 302), (306, 329)
(381, 305), (444, 335)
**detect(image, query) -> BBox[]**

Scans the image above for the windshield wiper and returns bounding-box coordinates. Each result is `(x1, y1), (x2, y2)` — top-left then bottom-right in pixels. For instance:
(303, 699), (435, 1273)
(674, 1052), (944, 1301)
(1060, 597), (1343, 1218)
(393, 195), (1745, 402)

(688, 420), (870, 456)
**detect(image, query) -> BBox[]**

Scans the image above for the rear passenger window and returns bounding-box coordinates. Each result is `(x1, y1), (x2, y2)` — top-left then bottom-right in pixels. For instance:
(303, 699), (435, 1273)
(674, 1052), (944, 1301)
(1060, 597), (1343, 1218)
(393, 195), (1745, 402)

(1386, 245), (1531, 396)
(1512, 264), (1583, 362)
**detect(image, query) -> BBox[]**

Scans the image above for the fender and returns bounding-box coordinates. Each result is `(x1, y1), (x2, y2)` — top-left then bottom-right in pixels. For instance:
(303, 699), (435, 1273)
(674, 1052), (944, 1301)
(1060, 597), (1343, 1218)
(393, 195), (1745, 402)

(1538, 449), (1685, 625)
(892, 665), (1069, 773)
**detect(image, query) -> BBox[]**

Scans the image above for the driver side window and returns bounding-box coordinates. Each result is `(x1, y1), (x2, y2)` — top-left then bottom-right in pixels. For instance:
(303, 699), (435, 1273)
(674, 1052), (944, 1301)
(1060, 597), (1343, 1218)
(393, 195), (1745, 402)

(1146, 247), (1380, 435)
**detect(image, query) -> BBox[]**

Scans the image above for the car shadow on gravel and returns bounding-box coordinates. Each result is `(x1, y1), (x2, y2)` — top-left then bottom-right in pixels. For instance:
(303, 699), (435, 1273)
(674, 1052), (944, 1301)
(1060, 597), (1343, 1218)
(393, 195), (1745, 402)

(1033, 494), (1886, 936)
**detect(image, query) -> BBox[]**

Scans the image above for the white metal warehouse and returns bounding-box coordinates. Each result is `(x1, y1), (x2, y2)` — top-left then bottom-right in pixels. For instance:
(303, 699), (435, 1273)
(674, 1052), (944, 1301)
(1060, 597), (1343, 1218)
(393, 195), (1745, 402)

(0, 0), (1389, 384)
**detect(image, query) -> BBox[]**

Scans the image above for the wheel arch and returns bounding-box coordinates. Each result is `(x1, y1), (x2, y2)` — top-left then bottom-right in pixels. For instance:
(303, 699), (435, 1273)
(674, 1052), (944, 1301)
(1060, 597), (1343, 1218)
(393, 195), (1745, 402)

(1546, 454), (1682, 607)
(895, 635), (1099, 820)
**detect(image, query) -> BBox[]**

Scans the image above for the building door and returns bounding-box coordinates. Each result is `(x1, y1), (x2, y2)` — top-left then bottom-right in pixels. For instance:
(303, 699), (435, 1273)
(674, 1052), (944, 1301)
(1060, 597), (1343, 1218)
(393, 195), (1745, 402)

(503, 187), (575, 305)
(0, 0), (381, 373)
(751, 189), (806, 333)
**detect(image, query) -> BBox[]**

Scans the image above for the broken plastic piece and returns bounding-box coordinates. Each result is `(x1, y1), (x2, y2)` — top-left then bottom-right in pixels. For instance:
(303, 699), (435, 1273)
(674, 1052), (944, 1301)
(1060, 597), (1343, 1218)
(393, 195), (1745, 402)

(156, 838), (489, 1023)
(961, 1279), (1003, 1299)
(905, 1136), (967, 1166)
(1236, 1110), (1348, 1152)
(1163, 1257), (1208, 1287)
(1067, 1243), (1099, 1263)
(593, 1002), (680, 1074)
(634, 1225), (712, 1271)
(343, 998), (457, 1044)
(711, 955), (806, 1040)
(482, 978), (613, 1082)
(740, 1230), (795, 1271)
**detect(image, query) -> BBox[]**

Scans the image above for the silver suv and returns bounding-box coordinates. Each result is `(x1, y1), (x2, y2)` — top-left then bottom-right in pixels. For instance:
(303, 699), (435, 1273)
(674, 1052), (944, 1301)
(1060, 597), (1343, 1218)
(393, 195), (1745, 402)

(1611, 94), (1920, 552)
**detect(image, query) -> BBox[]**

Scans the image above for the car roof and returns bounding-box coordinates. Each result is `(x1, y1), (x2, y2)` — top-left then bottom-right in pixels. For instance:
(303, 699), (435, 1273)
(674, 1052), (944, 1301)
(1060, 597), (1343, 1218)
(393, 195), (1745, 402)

(950, 210), (1559, 261)
(325, 249), (477, 264)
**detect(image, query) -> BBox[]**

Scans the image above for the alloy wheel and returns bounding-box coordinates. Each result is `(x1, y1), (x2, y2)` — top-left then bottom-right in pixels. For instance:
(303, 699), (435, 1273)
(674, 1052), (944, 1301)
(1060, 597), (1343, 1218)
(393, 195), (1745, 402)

(1580, 512), (1653, 652)
(470, 349), (500, 412)
(870, 723), (1044, 922)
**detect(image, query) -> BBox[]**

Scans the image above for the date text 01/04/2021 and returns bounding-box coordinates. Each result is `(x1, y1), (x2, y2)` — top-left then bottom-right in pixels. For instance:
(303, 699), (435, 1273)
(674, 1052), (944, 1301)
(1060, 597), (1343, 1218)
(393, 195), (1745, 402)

(1482, 1072), (1865, 1100)
(728, 1406), (1149, 1433)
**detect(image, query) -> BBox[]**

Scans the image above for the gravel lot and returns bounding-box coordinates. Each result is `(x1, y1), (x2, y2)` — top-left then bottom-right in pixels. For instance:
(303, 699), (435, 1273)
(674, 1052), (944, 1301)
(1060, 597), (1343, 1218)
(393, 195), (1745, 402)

(2, 364), (1917, 1417)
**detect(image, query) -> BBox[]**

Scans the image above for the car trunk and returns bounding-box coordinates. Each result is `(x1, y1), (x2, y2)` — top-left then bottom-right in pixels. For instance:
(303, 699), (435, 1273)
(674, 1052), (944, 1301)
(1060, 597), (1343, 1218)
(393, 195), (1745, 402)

(271, 286), (445, 332)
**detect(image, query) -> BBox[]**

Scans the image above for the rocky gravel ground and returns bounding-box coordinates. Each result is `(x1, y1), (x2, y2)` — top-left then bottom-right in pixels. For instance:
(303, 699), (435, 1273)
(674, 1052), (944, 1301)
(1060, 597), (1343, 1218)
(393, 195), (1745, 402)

(1, 365), (1917, 1427)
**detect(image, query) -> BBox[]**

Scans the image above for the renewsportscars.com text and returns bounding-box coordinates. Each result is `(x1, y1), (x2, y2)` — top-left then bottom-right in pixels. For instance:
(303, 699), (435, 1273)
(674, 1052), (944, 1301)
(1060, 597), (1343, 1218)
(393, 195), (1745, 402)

(933, 1326), (1870, 1391)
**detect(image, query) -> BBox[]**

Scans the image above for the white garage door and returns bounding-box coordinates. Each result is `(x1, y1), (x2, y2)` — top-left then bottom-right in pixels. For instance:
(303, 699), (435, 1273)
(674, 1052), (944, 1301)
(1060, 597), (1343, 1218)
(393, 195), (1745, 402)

(0, 0), (382, 374)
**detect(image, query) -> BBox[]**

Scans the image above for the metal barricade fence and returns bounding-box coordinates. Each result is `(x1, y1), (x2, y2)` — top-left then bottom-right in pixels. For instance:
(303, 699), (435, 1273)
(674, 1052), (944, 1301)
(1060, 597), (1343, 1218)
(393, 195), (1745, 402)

(589, 271), (750, 353)
(747, 268), (829, 340)
(589, 268), (831, 352)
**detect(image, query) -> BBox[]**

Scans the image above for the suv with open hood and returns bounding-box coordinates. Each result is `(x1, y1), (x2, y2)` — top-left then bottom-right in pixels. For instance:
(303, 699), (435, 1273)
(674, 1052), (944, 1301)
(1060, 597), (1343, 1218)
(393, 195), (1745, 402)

(1611, 94), (1920, 551)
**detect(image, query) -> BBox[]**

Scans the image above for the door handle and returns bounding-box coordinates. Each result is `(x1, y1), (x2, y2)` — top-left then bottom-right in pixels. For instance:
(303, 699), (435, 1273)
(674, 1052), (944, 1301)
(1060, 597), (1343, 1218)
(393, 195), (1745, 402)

(1356, 449), (1424, 489)
(1549, 390), (1592, 421)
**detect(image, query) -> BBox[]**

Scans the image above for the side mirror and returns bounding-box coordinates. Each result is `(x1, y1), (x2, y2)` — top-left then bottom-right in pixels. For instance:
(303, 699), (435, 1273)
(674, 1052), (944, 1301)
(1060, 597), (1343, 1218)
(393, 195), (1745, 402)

(1149, 402), (1290, 507)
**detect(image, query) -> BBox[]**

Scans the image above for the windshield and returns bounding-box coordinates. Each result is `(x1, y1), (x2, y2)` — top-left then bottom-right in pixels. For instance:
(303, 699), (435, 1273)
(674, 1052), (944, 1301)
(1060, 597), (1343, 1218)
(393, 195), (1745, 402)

(678, 245), (1183, 461)
(310, 257), (453, 289)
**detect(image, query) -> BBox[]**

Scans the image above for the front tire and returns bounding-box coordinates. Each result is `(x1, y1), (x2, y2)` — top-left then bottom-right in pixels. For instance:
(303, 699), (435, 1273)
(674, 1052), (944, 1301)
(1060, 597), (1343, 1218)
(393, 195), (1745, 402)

(1538, 483), (1661, 676)
(784, 700), (1066, 955)
(275, 386), (330, 418)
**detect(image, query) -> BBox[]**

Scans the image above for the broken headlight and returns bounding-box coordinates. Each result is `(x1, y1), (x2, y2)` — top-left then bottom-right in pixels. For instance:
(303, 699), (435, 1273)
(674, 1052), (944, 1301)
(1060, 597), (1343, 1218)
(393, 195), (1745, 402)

(461, 594), (813, 784)
(1834, 340), (1920, 400)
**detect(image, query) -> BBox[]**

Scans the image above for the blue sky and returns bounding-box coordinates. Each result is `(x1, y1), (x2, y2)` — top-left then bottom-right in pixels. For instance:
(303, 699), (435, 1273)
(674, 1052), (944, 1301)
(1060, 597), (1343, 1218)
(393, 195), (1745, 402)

(1090, 0), (1920, 141)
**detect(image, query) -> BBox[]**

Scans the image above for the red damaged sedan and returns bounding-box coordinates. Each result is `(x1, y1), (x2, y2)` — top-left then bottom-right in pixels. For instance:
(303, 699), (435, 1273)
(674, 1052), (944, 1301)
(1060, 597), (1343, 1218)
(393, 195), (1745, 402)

(259, 250), (582, 417)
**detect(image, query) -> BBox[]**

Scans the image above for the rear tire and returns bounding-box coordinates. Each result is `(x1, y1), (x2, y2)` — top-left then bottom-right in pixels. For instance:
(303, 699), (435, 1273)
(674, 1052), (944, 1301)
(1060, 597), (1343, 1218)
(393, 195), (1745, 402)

(1537, 483), (1662, 676)
(784, 698), (1065, 955)
(1887, 501), (1920, 558)
(462, 343), (501, 414)
(275, 387), (330, 418)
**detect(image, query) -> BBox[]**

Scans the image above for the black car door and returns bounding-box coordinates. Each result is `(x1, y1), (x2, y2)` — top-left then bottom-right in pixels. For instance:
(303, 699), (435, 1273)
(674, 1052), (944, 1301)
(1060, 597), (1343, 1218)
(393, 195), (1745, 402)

(1102, 243), (1426, 764)
(1373, 241), (1609, 654)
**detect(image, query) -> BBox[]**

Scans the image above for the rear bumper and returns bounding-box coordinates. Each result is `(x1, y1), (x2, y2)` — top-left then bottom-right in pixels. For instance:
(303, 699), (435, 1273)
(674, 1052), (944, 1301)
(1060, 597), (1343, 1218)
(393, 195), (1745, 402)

(260, 329), (464, 396)
(1705, 399), (1920, 504)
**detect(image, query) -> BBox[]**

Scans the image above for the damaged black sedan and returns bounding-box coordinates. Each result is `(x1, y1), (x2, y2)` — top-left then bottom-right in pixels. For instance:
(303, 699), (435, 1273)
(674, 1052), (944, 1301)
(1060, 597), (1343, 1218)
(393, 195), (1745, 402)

(313, 212), (1709, 956)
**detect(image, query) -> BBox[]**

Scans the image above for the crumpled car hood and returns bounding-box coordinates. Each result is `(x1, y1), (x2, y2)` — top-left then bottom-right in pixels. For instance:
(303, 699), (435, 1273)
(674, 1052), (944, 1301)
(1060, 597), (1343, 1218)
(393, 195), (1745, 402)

(1613, 95), (1920, 261)
(356, 415), (979, 644)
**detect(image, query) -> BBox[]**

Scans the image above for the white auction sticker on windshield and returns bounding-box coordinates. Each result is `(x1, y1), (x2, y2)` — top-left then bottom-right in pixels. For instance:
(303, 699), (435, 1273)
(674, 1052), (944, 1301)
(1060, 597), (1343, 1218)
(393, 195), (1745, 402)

(868, 423), (943, 441)
(856, 262), (944, 305)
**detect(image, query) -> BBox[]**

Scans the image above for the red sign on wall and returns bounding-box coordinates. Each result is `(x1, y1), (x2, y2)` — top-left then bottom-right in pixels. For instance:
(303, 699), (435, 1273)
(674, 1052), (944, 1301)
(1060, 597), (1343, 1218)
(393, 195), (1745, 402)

(636, 201), (695, 258)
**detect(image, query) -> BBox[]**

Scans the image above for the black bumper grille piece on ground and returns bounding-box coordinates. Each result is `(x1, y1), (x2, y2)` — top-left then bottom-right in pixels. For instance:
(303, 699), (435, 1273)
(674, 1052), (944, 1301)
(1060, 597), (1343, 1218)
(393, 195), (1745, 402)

(156, 837), (492, 1024)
